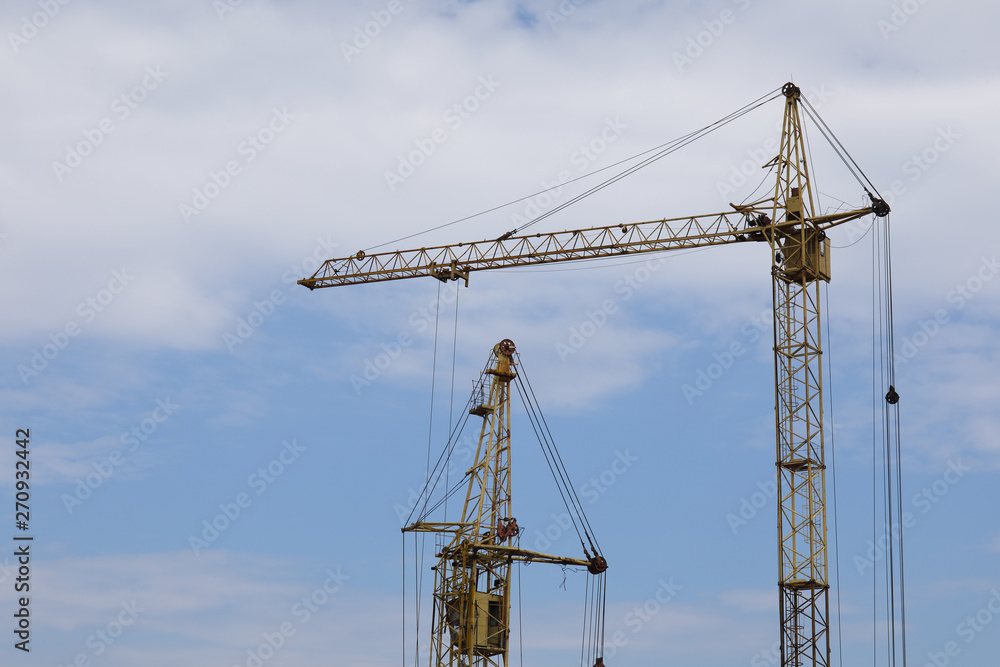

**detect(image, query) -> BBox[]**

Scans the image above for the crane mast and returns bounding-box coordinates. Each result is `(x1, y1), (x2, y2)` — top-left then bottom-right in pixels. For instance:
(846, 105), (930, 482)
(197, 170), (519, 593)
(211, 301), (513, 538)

(768, 83), (830, 667)
(306, 83), (889, 667)
(403, 339), (606, 667)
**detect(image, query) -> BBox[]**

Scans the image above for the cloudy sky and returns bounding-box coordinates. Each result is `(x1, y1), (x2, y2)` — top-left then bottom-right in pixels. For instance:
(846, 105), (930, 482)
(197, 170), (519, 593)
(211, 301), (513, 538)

(2, 0), (999, 666)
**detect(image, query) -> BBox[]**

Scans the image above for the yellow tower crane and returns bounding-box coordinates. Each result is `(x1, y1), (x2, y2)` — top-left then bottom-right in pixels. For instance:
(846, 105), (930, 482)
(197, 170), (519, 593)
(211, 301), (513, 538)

(402, 338), (608, 667)
(301, 83), (891, 667)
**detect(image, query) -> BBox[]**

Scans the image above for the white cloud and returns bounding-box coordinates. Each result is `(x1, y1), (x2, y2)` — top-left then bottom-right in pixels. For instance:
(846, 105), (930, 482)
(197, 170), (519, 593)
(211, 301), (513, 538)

(30, 550), (395, 667)
(2, 3), (999, 666)
(9, 0), (995, 357)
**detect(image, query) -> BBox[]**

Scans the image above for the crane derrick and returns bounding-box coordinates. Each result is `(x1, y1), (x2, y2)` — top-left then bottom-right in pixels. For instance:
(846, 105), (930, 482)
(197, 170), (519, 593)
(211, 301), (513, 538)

(305, 83), (889, 667)
(403, 340), (606, 667)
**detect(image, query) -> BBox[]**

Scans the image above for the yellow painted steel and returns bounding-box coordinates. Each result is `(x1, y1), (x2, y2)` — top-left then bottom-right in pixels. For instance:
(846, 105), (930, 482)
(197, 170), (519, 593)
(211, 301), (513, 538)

(310, 83), (888, 667)
(403, 340), (596, 667)
(298, 206), (871, 290)
(766, 83), (831, 667)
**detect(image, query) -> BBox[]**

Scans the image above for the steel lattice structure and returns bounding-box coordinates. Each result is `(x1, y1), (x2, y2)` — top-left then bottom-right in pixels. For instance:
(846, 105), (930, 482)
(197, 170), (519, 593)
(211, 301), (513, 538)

(306, 84), (889, 667)
(768, 88), (831, 667)
(403, 340), (604, 667)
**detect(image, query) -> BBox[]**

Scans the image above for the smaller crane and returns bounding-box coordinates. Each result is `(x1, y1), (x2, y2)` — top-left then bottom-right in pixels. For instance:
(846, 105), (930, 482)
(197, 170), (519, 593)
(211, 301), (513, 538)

(403, 339), (607, 667)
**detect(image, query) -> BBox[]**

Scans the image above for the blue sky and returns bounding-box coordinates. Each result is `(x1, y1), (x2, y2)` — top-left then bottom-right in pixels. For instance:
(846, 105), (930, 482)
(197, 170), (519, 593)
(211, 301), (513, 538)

(2, 1), (999, 666)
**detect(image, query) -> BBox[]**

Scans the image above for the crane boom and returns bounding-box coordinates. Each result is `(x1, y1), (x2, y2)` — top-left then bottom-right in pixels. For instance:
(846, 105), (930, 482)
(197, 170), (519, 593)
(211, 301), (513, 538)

(306, 82), (889, 667)
(298, 205), (875, 289)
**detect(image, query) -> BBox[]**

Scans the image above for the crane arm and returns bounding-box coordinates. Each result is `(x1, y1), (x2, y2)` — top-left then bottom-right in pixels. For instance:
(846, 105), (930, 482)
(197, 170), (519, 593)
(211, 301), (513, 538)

(472, 543), (594, 569)
(298, 202), (875, 289)
(402, 521), (607, 574)
(426, 541), (601, 571)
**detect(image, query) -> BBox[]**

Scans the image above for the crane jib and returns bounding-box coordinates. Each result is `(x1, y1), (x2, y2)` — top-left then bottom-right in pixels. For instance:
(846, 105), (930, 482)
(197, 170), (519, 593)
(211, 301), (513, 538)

(298, 206), (875, 289)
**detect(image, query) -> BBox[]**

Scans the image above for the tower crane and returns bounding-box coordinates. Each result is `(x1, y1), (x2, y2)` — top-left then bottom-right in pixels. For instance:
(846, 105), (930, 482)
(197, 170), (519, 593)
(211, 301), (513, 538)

(301, 83), (891, 667)
(402, 338), (608, 667)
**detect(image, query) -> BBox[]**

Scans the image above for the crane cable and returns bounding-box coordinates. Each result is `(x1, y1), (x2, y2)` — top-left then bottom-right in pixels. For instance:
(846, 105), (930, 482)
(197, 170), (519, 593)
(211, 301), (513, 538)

(404, 378), (481, 525)
(871, 209), (907, 667)
(511, 357), (607, 665)
(401, 538), (405, 667)
(580, 565), (608, 667)
(513, 360), (603, 557)
(406, 356), (513, 526)
(799, 97), (886, 207)
(511, 87), (784, 237)
(404, 281), (464, 667)
(444, 286), (461, 519)
(824, 279), (846, 667)
(516, 555), (525, 667)
(580, 574), (590, 667)
(366, 87), (783, 253)
(411, 281), (444, 667)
